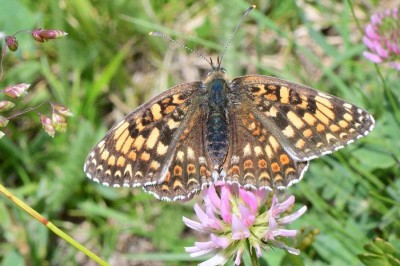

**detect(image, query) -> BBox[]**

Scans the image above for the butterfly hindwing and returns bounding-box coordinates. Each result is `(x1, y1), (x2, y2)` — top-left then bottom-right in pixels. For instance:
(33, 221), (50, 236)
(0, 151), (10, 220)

(232, 75), (375, 161)
(84, 82), (204, 188)
(224, 107), (309, 189)
(143, 108), (212, 200)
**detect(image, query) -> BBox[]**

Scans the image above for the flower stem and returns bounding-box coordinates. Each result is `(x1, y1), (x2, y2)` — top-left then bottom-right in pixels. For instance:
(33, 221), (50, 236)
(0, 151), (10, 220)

(3, 101), (48, 120)
(375, 64), (400, 125)
(346, 0), (362, 32)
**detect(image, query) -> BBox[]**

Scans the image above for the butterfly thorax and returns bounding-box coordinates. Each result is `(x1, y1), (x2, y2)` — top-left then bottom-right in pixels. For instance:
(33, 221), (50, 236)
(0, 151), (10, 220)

(204, 69), (230, 170)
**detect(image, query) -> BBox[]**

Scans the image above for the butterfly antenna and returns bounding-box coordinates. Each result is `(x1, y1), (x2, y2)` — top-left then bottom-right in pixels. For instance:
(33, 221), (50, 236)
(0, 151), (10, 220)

(218, 5), (256, 67)
(149, 31), (212, 66)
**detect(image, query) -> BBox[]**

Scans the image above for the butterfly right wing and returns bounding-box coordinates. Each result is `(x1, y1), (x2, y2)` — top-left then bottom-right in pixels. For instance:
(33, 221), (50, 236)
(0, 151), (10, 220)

(232, 75), (375, 161)
(223, 74), (374, 190)
(84, 81), (205, 189)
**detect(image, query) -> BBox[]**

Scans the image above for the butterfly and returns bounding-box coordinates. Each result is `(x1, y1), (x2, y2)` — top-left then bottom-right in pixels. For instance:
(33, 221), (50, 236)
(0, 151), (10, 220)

(84, 6), (375, 201)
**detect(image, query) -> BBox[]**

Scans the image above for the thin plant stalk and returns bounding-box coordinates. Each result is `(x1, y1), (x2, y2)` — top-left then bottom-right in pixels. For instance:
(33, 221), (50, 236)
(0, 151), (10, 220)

(0, 183), (109, 266)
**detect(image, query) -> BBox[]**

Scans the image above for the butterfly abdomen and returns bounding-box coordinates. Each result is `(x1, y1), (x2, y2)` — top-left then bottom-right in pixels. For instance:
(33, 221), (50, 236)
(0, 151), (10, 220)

(206, 78), (229, 167)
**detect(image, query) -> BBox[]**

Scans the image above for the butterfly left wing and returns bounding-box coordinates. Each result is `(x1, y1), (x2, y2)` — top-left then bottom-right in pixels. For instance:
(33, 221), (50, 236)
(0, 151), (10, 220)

(84, 82), (205, 189)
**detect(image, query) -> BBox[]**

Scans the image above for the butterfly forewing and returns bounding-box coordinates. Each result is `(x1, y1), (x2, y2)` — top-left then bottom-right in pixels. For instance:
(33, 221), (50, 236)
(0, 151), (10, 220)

(84, 82), (204, 189)
(233, 75), (375, 161)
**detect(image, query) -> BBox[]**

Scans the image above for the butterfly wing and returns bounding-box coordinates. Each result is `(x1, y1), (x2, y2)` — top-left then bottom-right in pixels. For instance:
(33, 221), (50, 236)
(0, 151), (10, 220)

(223, 107), (309, 189)
(223, 75), (374, 189)
(233, 75), (375, 160)
(84, 81), (207, 192)
(143, 107), (213, 201)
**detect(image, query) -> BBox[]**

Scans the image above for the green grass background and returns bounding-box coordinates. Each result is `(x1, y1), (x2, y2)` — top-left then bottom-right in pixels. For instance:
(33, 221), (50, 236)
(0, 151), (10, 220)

(0, 0), (399, 265)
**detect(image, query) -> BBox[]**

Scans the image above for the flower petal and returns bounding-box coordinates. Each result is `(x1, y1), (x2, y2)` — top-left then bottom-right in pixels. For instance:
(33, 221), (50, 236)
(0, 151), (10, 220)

(254, 188), (269, 205)
(371, 14), (381, 24)
(272, 195), (295, 216)
(279, 206), (307, 225)
(182, 216), (207, 232)
(199, 253), (228, 266)
(232, 214), (250, 240)
(239, 188), (258, 213)
(363, 51), (383, 63)
(210, 234), (231, 249)
(264, 218), (278, 240)
(194, 204), (209, 222)
(220, 186), (232, 224)
(388, 43), (400, 54)
(254, 243), (262, 257)
(207, 184), (221, 210)
(195, 240), (216, 250)
(389, 62), (400, 70)
(272, 229), (298, 238)
(206, 210), (223, 230)
(234, 248), (244, 265)
(362, 36), (375, 50)
(375, 45), (389, 58)
(365, 24), (379, 40)
(186, 247), (215, 257)
(269, 239), (301, 255)
(239, 204), (255, 227)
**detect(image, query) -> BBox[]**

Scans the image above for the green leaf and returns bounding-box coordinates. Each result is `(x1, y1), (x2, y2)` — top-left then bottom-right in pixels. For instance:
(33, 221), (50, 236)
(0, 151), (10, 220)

(1, 249), (24, 266)
(375, 238), (398, 255)
(358, 253), (390, 266)
(359, 238), (400, 266)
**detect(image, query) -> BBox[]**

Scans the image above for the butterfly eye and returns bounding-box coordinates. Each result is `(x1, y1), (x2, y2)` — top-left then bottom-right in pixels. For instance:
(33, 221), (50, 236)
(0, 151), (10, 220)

(207, 69), (213, 76)
(221, 68), (226, 73)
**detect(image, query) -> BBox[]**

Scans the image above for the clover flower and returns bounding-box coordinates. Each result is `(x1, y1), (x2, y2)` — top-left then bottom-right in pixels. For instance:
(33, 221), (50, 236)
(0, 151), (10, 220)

(183, 183), (307, 265)
(363, 7), (400, 70)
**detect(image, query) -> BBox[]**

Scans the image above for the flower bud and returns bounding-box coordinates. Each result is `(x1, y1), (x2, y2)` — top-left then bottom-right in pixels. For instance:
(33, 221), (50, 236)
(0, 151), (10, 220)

(0, 116), (9, 127)
(32, 29), (68, 42)
(5, 36), (18, 52)
(0, 101), (15, 112)
(52, 112), (67, 133)
(52, 103), (73, 117)
(2, 83), (30, 98)
(40, 114), (55, 137)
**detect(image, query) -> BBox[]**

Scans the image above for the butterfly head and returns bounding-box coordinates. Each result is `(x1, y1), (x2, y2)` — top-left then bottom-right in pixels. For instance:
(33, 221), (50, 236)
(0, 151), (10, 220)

(205, 56), (227, 82)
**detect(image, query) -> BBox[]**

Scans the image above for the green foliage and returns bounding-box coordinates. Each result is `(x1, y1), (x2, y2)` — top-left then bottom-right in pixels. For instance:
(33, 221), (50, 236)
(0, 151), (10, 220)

(358, 238), (400, 266)
(0, 0), (399, 265)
